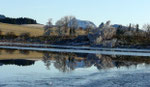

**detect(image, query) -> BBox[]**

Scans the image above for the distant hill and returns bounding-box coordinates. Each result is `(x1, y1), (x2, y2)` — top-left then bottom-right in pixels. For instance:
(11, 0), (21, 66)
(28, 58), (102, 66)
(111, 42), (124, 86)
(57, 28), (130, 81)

(76, 19), (97, 29)
(112, 24), (143, 32)
(68, 19), (97, 29)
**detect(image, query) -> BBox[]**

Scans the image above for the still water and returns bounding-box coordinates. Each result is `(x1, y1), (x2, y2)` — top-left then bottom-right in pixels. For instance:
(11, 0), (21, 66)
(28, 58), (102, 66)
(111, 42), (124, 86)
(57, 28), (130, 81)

(0, 49), (150, 87)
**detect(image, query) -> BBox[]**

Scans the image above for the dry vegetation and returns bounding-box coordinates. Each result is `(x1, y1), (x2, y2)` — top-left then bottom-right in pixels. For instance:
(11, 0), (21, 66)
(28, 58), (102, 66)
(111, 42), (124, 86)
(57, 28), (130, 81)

(0, 23), (87, 37)
(0, 23), (44, 36)
(21, 24), (45, 28)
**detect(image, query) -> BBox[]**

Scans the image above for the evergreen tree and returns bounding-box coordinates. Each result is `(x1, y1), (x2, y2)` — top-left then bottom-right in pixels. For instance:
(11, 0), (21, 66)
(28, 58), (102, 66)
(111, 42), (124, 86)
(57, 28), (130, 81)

(128, 23), (132, 31)
(0, 17), (37, 24)
(136, 24), (139, 32)
(99, 22), (104, 28)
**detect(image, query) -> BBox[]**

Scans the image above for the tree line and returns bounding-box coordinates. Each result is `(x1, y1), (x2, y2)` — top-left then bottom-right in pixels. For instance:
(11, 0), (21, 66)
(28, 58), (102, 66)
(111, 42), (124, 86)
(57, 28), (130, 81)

(0, 17), (37, 24)
(44, 16), (95, 36)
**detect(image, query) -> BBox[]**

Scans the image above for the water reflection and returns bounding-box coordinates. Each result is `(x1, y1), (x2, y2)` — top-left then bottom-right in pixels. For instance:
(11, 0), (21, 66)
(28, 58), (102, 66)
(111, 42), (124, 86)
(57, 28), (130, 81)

(41, 52), (150, 72)
(86, 54), (115, 70)
(1, 49), (150, 87)
(0, 59), (35, 66)
(54, 53), (77, 72)
(19, 50), (30, 55)
(1, 49), (150, 72)
(43, 52), (51, 70)
(5, 49), (16, 54)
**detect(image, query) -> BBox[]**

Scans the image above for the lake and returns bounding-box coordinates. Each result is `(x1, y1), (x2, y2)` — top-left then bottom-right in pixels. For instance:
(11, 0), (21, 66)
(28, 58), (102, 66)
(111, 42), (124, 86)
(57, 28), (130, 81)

(0, 49), (150, 87)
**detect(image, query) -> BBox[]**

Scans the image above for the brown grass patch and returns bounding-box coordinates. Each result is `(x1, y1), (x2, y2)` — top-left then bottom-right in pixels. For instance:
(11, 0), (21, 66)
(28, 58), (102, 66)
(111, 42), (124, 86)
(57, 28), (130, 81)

(0, 23), (44, 36)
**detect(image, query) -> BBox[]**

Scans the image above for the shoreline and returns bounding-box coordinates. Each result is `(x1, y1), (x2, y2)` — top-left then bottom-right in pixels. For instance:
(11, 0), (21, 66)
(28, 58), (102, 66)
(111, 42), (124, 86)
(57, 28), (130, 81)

(0, 42), (150, 52)
(0, 44), (150, 56)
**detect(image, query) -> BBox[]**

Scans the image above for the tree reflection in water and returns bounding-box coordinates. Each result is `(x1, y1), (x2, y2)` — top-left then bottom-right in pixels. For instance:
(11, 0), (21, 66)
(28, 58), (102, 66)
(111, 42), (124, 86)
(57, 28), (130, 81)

(43, 52), (51, 70)
(5, 49), (16, 54)
(86, 54), (115, 70)
(1, 49), (150, 72)
(42, 52), (150, 72)
(0, 59), (35, 66)
(53, 53), (76, 72)
(19, 50), (30, 55)
(42, 52), (77, 72)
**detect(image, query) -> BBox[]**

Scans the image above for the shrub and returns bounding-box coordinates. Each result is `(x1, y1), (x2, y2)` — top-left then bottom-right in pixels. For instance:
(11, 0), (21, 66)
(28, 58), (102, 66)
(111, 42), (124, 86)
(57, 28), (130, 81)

(5, 32), (17, 39)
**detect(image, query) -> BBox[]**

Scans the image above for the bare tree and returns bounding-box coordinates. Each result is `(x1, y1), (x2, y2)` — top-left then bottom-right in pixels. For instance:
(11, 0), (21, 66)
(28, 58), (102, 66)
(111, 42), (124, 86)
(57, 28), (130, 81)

(128, 23), (132, 31)
(55, 16), (77, 35)
(68, 17), (78, 36)
(143, 24), (150, 35)
(55, 19), (64, 28)
(136, 24), (139, 32)
(46, 18), (53, 27)
(56, 27), (63, 36)
(55, 19), (64, 36)
(86, 24), (95, 34)
(44, 18), (53, 36)
(105, 20), (111, 27)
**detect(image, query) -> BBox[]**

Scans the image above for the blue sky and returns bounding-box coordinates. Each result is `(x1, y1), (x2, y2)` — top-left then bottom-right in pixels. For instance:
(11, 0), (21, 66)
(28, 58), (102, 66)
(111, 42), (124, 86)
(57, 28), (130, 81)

(0, 0), (150, 27)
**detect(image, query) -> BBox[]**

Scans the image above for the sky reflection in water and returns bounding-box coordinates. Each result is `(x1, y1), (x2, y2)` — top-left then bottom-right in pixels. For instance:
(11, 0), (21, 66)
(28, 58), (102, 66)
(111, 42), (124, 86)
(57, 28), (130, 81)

(0, 49), (150, 87)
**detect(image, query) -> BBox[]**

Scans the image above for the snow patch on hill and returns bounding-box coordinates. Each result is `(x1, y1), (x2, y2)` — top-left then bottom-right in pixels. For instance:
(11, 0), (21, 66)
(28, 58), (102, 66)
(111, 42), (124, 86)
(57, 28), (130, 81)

(68, 19), (97, 29)
(76, 19), (97, 29)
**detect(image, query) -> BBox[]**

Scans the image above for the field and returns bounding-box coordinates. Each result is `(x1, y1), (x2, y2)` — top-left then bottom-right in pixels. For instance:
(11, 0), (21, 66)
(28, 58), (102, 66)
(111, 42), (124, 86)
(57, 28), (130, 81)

(0, 22), (87, 37)
(0, 23), (44, 36)
(21, 24), (45, 28)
